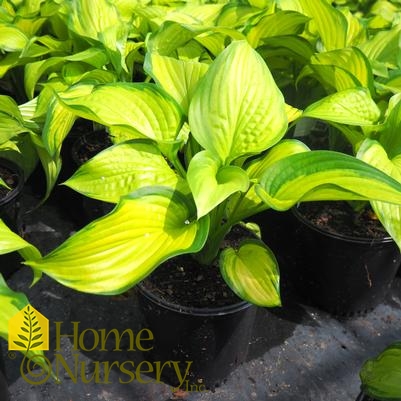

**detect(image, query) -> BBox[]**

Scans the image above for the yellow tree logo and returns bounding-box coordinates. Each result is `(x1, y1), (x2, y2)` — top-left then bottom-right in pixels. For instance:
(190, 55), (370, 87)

(8, 305), (49, 351)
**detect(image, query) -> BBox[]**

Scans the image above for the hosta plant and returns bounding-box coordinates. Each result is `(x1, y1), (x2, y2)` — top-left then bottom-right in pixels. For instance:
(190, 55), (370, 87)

(6, 39), (401, 309)
(359, 341), (401, 400)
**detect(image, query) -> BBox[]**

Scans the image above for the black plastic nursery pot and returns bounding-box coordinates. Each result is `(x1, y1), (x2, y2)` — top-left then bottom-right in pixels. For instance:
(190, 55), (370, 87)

(137, 282), (257, 391)
(291, 203), (401, 317)
(0, 158), (24, 280)
(57, 129), (113, 228)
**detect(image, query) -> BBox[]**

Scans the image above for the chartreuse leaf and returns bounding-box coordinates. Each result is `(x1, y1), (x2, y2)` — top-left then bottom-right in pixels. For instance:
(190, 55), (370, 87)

(42, 97), (76, 158)
(285, 104), (303, 123)
(66, 0), (129, 77)
(146, 21), (201, 56)
(379, 94), (401, 158)
(217, 4), (261, 28)
(246, 11), (310, 48)
(310, 47), (374, 94)
(342, 8), (367, 47)
(58, 83), (183, 144)
(0, 218), (42, 283)
(0, 52), (20, 78)
(67, 0), (121, 42)
(24, 48), (110, 98)
(24, 58), (65, 100)
(0, 96), (30, 144)
(187, 150), (249, 219)
(302, 88), (381, 125)
(189, 40), (287, 164)
(0, 219), (41, 262)
(26, 188), (209, 295)
(360, 342), (401, 400)
(298, 0), (347, 51)
(226, 139), (309, 222)
(357, 139), (401, 251)
(144, 52), (209, 114)
(247, 139), (310, 179)
(29, 132), (61, 204)
(255, 151), (401, 211)
(260, 36), (314, 63)
(220, 239), (280, 307)
(173, 4), (225, 25)
(64, 140), (187, 203)
(0, 177), (10, 189)
(0, 23), (28, 51)
(358, 25), (401, 70)
(379, 75), (401, 94)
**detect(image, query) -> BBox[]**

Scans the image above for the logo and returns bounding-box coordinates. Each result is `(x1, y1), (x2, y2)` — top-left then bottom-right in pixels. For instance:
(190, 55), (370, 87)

(8, 305), (53, 385)
(8, 305), (49, 352)
(7, 305), (204, 391)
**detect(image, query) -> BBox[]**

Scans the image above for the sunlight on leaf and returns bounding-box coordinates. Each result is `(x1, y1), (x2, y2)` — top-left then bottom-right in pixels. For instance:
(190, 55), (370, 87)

(256, 151), (401, 211)
(187, 150), (249, 219)
(64, 140), (186, 203)
(189, 40), (287, 164)
(26, 188), (209, 294)
(220, 239), (281, 307)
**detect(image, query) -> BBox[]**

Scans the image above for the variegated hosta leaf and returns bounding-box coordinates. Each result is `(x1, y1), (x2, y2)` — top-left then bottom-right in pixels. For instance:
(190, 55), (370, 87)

(0, 96), (30, 144)
(144, 52), (209, 114)
(64, 140), (187, 203)
(310, 47), (374, 94)
(358, 24), (401, 69)
(26, 188), (210, 295)
(302, 88), (381, 126)
(0, 23), (28, 51)
(0, 53), (20, 78)
(24, 48), (110, 99)
(67, 0), (122, 43)
(24, 58), (65, 100)
(255, 150), (401, 211)
(0, 219), (41, 262)
(258, 35), (315, 64)
(216, 4), (261, 28)
(247, 139), (310, 179)
(42, 97), (76, 158)
(357, 139), (401, 250)
(220, 239), (281, 307)
(285, 103), (303, 123)
(246, 10), (310, 48)
(29, 132), (62, 203)
(177, 4), (225, 25)
(146, 21), (202, 56)
(187, 150), (249, 219)
(360, 342), (401, 400)
(342, 8), (367, 47)
(58, 83), (183, 144)
(298, 0), (348, 51)
(379, 94), (401, 158)
(189, 40), (287, 164)
(226, 139), (310, 222)
(192, 27), (246, 57)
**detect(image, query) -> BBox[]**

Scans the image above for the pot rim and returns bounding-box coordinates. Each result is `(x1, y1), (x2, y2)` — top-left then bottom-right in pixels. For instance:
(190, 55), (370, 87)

(0, 158), (24, 208)
(292, 203), (394, 245)
(137, 281), (252, 317)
